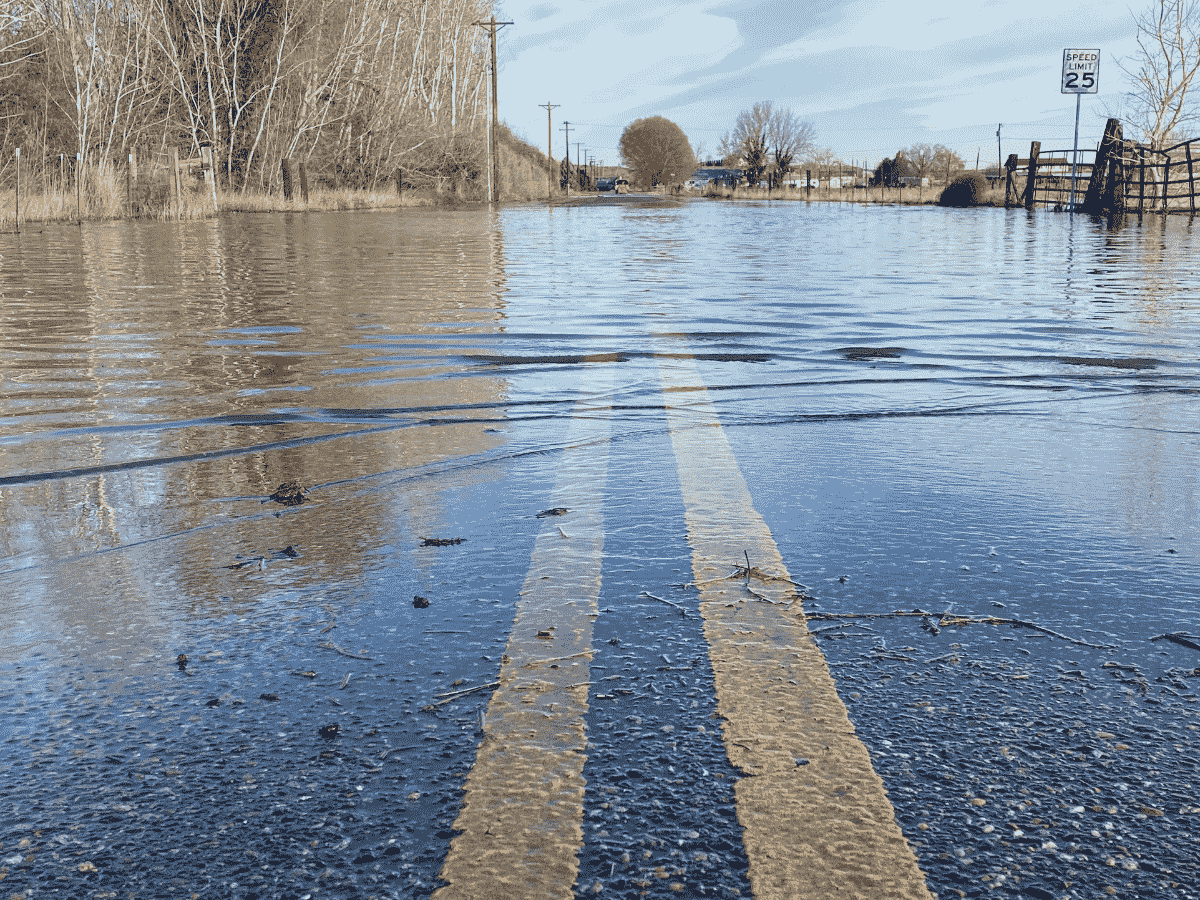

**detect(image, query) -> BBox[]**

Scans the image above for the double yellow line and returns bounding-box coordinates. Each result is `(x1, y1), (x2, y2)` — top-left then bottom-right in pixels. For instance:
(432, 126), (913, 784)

(436, 359), (931, 899)
(435, 396), (611, 899)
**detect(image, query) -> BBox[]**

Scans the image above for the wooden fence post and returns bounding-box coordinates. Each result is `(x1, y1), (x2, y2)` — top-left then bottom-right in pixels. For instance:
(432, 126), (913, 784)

(281, 158), (294, 200)
(1083, 118), (1121, 214)
(171, 147), (181, 218)
(75, 153), (83, 225)
(1138, 145), (1146, 215)
(297, 160), (309, 203)
(199, 144), (219, 213)
(394, 167), (403, 200)
(127, 152), (137, 218)
(14, 147), (20, 232)
(1004, 154), (1019, 207)
(1188, 141), (1196, 215)
(1162, 152), (1171, 211)
(1023, 141), (1041, 209)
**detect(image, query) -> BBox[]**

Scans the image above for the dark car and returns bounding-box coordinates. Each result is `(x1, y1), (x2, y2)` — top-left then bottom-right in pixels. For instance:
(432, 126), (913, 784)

(596, 177), (615, 191)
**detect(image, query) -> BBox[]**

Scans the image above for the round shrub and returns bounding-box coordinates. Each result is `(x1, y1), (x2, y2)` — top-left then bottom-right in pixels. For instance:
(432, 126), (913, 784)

(938, 172), (989, 207)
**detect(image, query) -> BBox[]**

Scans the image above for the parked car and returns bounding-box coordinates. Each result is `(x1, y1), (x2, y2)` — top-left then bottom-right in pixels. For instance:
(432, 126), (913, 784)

(614, 178), (630, 194)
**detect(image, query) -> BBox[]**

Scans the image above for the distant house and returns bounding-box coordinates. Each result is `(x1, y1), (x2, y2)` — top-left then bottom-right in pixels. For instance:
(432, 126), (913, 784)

(692, 167), (742, 187)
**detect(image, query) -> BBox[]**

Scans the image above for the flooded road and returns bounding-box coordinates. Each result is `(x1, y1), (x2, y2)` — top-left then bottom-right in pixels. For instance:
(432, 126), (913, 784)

(2, 200), (1199, 899)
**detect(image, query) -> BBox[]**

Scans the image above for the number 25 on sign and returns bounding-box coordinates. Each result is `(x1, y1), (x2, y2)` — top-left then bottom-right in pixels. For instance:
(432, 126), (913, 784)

(1062, 49), (1099, 93)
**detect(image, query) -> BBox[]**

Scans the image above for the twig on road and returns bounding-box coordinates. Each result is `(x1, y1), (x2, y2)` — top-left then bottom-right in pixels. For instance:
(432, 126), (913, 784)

(640, 591), (690, 617)
(318, 641), (374, 660)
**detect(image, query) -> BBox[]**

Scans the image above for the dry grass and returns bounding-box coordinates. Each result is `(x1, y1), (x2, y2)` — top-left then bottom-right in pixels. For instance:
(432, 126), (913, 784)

(704, 180), (1010, 207)
(0, 172), (466, 227)
(219, 188), (432, 213)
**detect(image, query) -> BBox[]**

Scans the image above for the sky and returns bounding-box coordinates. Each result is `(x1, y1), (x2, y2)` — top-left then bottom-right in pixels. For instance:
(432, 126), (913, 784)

(493, 0), (1144, 172)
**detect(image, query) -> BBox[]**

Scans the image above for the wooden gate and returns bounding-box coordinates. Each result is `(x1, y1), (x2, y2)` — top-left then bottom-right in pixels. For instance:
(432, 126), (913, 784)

(1008, 118), (1200, 215)
(1004, 143), (1095, 210)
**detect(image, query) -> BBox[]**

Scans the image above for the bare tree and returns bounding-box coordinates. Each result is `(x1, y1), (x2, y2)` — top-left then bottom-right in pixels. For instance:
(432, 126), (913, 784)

(932, 145), (965, 183)
(730, 101), (772, 186)
(767, 106), (814, 188)
(1120, 0), (1200, 147)
(904, 143), (937, 182)
(0, 0), (45, 84)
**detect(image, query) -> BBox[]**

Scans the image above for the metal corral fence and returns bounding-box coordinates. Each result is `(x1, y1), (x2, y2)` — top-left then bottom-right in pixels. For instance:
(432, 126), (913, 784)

(1004, 118), (1200, 216)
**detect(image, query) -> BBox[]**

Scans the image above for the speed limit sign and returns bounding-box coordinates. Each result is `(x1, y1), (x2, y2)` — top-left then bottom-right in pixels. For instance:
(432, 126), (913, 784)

(1062, 49), (1099, 93)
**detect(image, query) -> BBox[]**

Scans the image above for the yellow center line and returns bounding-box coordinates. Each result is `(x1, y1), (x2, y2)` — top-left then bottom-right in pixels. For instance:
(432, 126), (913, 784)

(434, 394), (611, 900)
(659, 354), (933, 900)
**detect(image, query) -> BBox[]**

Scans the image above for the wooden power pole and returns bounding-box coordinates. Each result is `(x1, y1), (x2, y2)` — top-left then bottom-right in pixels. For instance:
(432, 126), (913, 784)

(539, 101), (560, 200)
(561, 121), (572, 197)
(473, 16), (513, 203)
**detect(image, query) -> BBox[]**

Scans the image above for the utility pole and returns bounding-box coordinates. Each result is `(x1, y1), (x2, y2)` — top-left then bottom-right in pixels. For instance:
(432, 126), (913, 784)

(561, 121), (571, 197)
(473, 16), (513, 203)
(996, 124), (1002, 178)
(575, 142), (583, 190)
(539, 101), (559, 200)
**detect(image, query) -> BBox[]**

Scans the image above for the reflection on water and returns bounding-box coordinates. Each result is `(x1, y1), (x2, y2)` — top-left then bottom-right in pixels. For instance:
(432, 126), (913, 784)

(1, 211), (509, 674)
(1, 202), (1198, 661)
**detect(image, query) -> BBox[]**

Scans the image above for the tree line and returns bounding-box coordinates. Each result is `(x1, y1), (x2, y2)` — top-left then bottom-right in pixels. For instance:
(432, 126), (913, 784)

(0, 0), (495, 191)
(618, 104), (969, 191)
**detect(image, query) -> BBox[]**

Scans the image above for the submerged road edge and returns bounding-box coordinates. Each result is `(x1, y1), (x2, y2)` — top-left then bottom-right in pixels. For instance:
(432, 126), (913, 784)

(660, 354), (934, 900)
(433, 395), (612, 900)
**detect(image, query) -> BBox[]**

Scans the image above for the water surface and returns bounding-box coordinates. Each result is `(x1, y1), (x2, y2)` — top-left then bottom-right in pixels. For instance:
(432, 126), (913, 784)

(2, 200), (1198, 898)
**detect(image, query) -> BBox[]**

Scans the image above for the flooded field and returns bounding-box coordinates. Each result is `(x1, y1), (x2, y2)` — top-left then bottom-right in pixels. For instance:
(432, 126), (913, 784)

(1, 200), (1198, 899)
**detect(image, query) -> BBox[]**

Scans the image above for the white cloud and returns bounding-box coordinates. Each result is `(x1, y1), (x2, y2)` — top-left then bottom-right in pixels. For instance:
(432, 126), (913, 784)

(497, 0), (1141, 165)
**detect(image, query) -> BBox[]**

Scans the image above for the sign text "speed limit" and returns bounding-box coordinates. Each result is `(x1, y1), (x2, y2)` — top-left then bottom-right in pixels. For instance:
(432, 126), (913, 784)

(1062, 49), (1100, 93)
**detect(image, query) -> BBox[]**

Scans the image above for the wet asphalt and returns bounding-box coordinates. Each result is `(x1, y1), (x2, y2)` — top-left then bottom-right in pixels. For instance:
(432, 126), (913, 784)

(5, 413), (1199, 900)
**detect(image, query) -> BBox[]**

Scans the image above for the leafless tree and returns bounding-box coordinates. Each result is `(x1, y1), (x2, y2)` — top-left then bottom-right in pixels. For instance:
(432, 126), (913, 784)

(0, 0), (44, 84)
(932, 145), (965, 183)
(729, 101), (772, 185)
(904, 143), (937, 181)
(767, 106), (814, 187)
(1120, 0), (1200, 147)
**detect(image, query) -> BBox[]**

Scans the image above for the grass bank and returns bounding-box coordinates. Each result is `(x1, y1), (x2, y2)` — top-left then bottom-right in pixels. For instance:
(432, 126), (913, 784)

(0, 125), (556, 229)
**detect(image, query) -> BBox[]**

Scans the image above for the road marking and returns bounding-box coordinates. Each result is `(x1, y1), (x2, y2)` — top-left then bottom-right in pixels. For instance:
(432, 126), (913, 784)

(434, 394), (611, 900)
(660, 355), (933, 900)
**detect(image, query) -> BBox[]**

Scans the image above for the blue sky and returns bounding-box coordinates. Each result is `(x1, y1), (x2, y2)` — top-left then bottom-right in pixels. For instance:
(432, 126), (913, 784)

(495, 0), (1142, 171)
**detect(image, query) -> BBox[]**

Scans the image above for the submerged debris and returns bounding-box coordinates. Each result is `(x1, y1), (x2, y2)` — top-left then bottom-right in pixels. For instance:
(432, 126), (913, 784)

(420, 537), (464, 547)
(318, 641), (373, 660)
(840, 346), (904, 361)
(266, 481), (307, 506)
(805, 609), (1115, 649)
(1150, 632), (1200, 652)
(413, 596), (430, 609)
(318, 723), (341, 740)
(536, 507), (569, 518)
(225, 555), (266, 570)
(176, 654), (188, 670)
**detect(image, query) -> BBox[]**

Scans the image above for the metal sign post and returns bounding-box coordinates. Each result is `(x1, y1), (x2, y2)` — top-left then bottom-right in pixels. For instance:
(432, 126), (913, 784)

(1062, 49), (1100, 212)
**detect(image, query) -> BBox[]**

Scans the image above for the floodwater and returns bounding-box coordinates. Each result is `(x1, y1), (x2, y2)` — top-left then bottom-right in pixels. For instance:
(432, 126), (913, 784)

(1, 199), (1199, 899)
